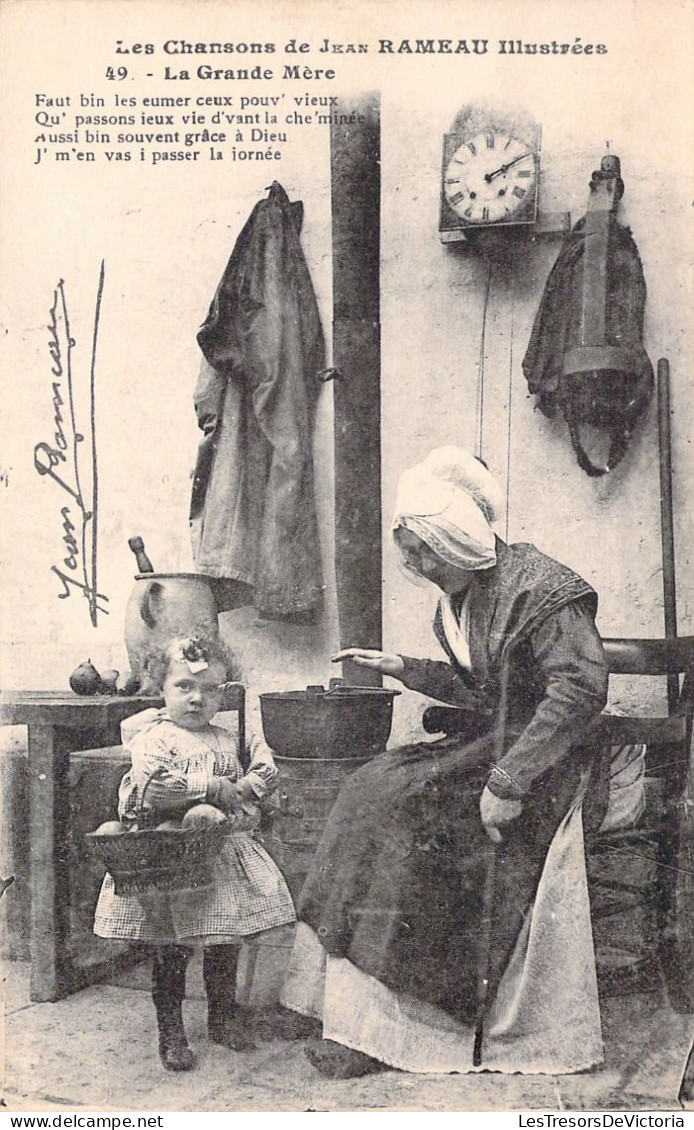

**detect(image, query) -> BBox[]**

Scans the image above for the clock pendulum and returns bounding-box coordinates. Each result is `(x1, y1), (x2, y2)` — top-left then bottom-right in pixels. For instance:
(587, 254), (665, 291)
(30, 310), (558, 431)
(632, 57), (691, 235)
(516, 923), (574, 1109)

(437, 106), (543, 541)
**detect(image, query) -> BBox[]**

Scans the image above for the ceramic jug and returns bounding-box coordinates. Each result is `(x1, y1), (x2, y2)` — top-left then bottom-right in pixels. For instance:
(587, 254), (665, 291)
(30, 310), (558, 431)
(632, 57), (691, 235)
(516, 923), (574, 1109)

(124, 572), (220, 691)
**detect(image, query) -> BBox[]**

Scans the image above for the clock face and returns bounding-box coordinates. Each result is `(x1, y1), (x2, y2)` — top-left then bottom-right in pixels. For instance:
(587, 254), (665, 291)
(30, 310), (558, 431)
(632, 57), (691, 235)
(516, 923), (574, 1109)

(443, 130), (538, 226)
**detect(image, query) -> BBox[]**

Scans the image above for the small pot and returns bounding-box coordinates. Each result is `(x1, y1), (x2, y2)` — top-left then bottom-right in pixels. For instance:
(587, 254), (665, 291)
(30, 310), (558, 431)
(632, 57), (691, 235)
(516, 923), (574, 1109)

(259, 682), (399, 759)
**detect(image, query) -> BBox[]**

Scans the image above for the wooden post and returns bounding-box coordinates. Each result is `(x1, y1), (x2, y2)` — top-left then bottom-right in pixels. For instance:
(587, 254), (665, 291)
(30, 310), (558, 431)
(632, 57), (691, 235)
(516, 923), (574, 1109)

(331, 95), (382, 687)
(28, 724), (70, 1001)
(657, 358), (679, 713)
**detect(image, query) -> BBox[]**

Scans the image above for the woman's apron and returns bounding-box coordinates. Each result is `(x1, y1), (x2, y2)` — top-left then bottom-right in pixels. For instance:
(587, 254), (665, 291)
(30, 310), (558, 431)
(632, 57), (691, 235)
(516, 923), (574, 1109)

(282, 773), (602, 1074)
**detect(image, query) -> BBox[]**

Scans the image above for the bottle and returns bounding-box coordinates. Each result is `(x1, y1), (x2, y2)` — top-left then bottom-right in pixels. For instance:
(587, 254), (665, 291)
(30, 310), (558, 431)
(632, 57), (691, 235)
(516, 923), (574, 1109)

(128, 536), (154, 574)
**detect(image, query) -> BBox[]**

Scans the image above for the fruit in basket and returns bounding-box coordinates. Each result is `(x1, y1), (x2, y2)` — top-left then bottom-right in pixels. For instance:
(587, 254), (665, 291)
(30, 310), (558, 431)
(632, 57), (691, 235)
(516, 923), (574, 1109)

(181, 804), (228, 829)
(94, 820), (127, 836)
(156, 818), (183, 831)
(69, 659), (103, 696)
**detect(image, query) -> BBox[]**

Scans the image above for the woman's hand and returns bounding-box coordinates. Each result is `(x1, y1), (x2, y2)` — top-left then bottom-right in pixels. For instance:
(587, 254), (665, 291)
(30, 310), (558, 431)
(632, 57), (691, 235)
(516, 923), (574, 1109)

(479, 786), (522, 843)
(332, 648), (405, 680)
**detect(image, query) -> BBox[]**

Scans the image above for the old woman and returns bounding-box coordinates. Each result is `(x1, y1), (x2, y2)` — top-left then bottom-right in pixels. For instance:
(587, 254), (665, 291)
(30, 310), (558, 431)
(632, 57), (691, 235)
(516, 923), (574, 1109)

(280, 446), (609, 1077)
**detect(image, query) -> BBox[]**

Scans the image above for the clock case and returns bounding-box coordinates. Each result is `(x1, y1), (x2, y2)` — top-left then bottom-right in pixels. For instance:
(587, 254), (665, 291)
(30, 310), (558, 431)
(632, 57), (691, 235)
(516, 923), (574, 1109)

(439, 118), (542, 243)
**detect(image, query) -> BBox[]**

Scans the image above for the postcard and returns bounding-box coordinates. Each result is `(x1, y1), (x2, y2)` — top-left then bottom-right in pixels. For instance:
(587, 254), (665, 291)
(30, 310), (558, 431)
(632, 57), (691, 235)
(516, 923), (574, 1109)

(1, 0), (693, 1117)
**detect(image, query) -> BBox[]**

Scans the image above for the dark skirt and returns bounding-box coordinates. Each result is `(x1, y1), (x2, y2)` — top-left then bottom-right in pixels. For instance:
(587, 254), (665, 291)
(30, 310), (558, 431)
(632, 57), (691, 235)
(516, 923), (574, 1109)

(297, 727), (584, 1025)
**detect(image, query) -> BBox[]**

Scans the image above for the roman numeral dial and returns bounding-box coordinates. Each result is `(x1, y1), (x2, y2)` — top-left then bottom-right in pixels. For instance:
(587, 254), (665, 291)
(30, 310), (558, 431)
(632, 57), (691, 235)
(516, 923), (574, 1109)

(442, 129), (538, 226)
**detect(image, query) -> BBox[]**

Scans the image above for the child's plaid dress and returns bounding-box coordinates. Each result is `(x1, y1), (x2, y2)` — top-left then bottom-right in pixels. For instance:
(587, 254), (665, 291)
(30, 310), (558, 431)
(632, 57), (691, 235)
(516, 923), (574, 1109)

(93, 711), (295, 943)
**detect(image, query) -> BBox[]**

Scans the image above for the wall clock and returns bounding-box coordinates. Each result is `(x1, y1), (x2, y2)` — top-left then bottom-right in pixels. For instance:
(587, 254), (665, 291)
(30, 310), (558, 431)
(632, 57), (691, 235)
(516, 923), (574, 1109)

(439, 105), (541, 242)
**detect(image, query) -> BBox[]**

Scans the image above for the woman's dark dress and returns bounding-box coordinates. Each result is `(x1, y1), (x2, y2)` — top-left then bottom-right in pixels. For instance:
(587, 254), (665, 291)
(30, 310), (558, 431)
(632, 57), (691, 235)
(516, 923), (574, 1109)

(297, 541), (609, 1025)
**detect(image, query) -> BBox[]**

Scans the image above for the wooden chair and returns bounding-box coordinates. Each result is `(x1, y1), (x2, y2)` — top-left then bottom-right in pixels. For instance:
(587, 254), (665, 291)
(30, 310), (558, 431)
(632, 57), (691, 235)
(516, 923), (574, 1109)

(586, 636), (694, 1010)
(422, 636), (694, 1019)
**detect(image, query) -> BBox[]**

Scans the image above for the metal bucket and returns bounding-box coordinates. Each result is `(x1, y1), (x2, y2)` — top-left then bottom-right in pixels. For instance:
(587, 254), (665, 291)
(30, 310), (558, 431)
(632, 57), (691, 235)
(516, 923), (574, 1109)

(268, 754), (371, 900)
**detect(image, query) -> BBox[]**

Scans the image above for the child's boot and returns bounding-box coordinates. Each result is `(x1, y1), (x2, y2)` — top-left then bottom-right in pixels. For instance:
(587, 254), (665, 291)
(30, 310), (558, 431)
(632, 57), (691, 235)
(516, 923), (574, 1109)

(152, 945), (196, 1071)
(203, 944), (257, 1051)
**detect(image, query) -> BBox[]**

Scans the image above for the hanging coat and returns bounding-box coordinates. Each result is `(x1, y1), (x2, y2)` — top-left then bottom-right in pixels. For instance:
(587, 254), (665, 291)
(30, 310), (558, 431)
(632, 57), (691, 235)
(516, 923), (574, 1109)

(190, 181), (326, 620)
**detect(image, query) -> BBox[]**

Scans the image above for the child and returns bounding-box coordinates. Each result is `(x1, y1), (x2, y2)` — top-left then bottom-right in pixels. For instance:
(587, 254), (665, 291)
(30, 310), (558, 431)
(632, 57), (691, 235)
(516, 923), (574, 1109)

(93, 636), (296, 1071)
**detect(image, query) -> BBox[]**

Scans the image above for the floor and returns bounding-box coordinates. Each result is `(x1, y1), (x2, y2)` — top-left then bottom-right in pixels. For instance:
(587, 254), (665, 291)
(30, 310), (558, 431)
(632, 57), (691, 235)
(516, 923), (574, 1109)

(3, 951), (694, 1114)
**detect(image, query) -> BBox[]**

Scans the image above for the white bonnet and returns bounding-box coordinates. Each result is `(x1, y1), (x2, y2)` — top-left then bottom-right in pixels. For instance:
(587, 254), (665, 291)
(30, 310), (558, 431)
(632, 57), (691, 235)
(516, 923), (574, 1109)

(414, 446), (504, 522)
(392, 446), (504, 576)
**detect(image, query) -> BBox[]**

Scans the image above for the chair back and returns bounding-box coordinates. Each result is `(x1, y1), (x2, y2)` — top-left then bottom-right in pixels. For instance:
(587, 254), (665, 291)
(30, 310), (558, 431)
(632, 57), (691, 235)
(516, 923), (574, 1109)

(602, 635), (694, 676)
(598, 636), (694, 800)
(218, 681), (247, 767)
(592, 635), (694, 1008)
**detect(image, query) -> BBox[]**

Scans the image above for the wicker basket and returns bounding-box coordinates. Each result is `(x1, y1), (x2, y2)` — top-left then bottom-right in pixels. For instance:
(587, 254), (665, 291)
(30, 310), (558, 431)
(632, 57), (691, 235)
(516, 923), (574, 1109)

(85, 769), (254, 896)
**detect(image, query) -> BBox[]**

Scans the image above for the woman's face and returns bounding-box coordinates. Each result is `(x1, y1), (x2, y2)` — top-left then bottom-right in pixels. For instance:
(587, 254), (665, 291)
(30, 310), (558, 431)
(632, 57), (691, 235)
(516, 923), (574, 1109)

(395, 528), (473, 595)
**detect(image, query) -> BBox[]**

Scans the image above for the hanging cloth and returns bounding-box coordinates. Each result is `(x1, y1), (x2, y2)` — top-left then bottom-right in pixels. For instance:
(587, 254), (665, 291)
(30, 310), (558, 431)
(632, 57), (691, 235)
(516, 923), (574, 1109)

(190, 181), (326, 620)
(522, 156), (653, 476)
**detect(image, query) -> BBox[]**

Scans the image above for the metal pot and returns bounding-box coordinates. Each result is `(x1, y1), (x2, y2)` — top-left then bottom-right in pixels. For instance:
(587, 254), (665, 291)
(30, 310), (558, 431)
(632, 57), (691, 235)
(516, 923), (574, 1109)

(259, 681), (399, 759)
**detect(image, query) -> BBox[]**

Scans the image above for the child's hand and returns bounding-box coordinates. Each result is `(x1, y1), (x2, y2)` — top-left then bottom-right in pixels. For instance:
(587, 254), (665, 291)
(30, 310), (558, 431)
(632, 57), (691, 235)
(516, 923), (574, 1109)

(216, 778), (246, 813)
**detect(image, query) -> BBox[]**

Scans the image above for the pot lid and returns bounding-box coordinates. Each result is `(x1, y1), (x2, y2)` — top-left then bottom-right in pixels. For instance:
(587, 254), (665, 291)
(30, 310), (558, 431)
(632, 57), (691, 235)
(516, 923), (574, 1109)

(260, 683), (400, 701)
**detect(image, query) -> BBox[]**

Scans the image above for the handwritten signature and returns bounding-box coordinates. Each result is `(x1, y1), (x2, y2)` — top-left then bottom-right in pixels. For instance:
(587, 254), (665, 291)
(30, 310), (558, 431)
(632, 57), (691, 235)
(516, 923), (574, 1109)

(33, 266), (109, 626)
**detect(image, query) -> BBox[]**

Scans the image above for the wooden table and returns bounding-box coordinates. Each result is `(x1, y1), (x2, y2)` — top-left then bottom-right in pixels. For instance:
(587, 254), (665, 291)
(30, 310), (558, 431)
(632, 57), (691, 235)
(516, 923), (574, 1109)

(0, 692), (162, 1001)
